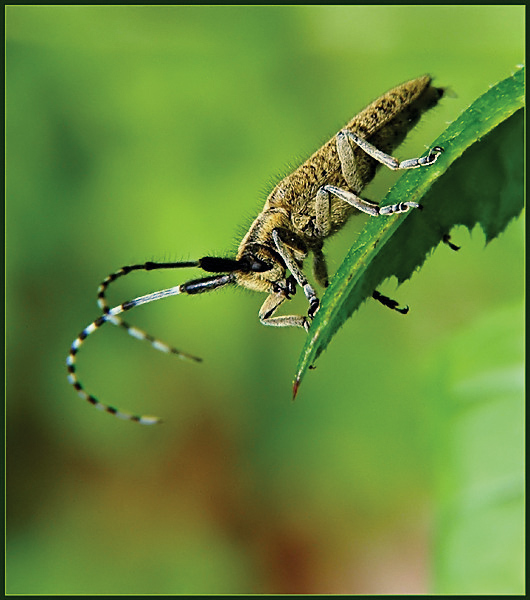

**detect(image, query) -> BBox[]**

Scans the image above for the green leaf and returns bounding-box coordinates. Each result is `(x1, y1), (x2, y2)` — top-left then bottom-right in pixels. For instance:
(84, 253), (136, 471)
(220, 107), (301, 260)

(294, 66), (524, 391)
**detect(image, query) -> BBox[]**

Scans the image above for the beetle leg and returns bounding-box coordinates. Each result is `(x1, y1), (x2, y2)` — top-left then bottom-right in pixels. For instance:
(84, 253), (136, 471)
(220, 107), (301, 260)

(258, 292), (310, 331)
(271, 229), (319, 318)
(337, 129), (443, 174)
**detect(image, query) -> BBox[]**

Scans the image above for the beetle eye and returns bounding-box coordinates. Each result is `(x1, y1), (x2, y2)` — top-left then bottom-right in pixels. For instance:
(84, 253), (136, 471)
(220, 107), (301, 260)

(250, 259), (272, 272)
(237, 255), (271, 273)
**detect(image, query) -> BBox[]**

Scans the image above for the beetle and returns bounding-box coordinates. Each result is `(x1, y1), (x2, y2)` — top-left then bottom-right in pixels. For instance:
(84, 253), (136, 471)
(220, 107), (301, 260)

(67, 75), (444, 424)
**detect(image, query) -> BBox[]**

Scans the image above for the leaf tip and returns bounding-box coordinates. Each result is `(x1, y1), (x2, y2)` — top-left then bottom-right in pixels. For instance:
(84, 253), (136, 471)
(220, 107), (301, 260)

(292, 376), (301, 400)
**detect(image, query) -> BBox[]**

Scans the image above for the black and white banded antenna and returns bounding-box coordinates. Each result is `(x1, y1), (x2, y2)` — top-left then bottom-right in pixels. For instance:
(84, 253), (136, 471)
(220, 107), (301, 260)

(66, 257), (250, 424)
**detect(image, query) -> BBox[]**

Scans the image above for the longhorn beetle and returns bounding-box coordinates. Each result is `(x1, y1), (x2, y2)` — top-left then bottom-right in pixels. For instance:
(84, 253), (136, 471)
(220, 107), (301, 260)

(67, 75), (445, 424)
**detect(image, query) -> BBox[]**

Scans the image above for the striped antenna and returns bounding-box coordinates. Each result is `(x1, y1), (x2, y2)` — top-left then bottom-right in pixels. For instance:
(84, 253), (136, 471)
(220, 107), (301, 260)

(97, 261), (200, 353)
(66, 283), (201, 425)
(67, 260), (236, 424)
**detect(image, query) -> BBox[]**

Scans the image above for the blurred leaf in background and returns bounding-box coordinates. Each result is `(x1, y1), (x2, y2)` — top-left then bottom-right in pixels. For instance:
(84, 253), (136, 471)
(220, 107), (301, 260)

(6, 5), (524, 594)
(430, 302), (524, 594)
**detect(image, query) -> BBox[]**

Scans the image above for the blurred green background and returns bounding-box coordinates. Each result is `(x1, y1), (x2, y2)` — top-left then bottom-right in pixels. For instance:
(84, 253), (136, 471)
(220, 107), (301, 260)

(6, 6), (524, 594)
